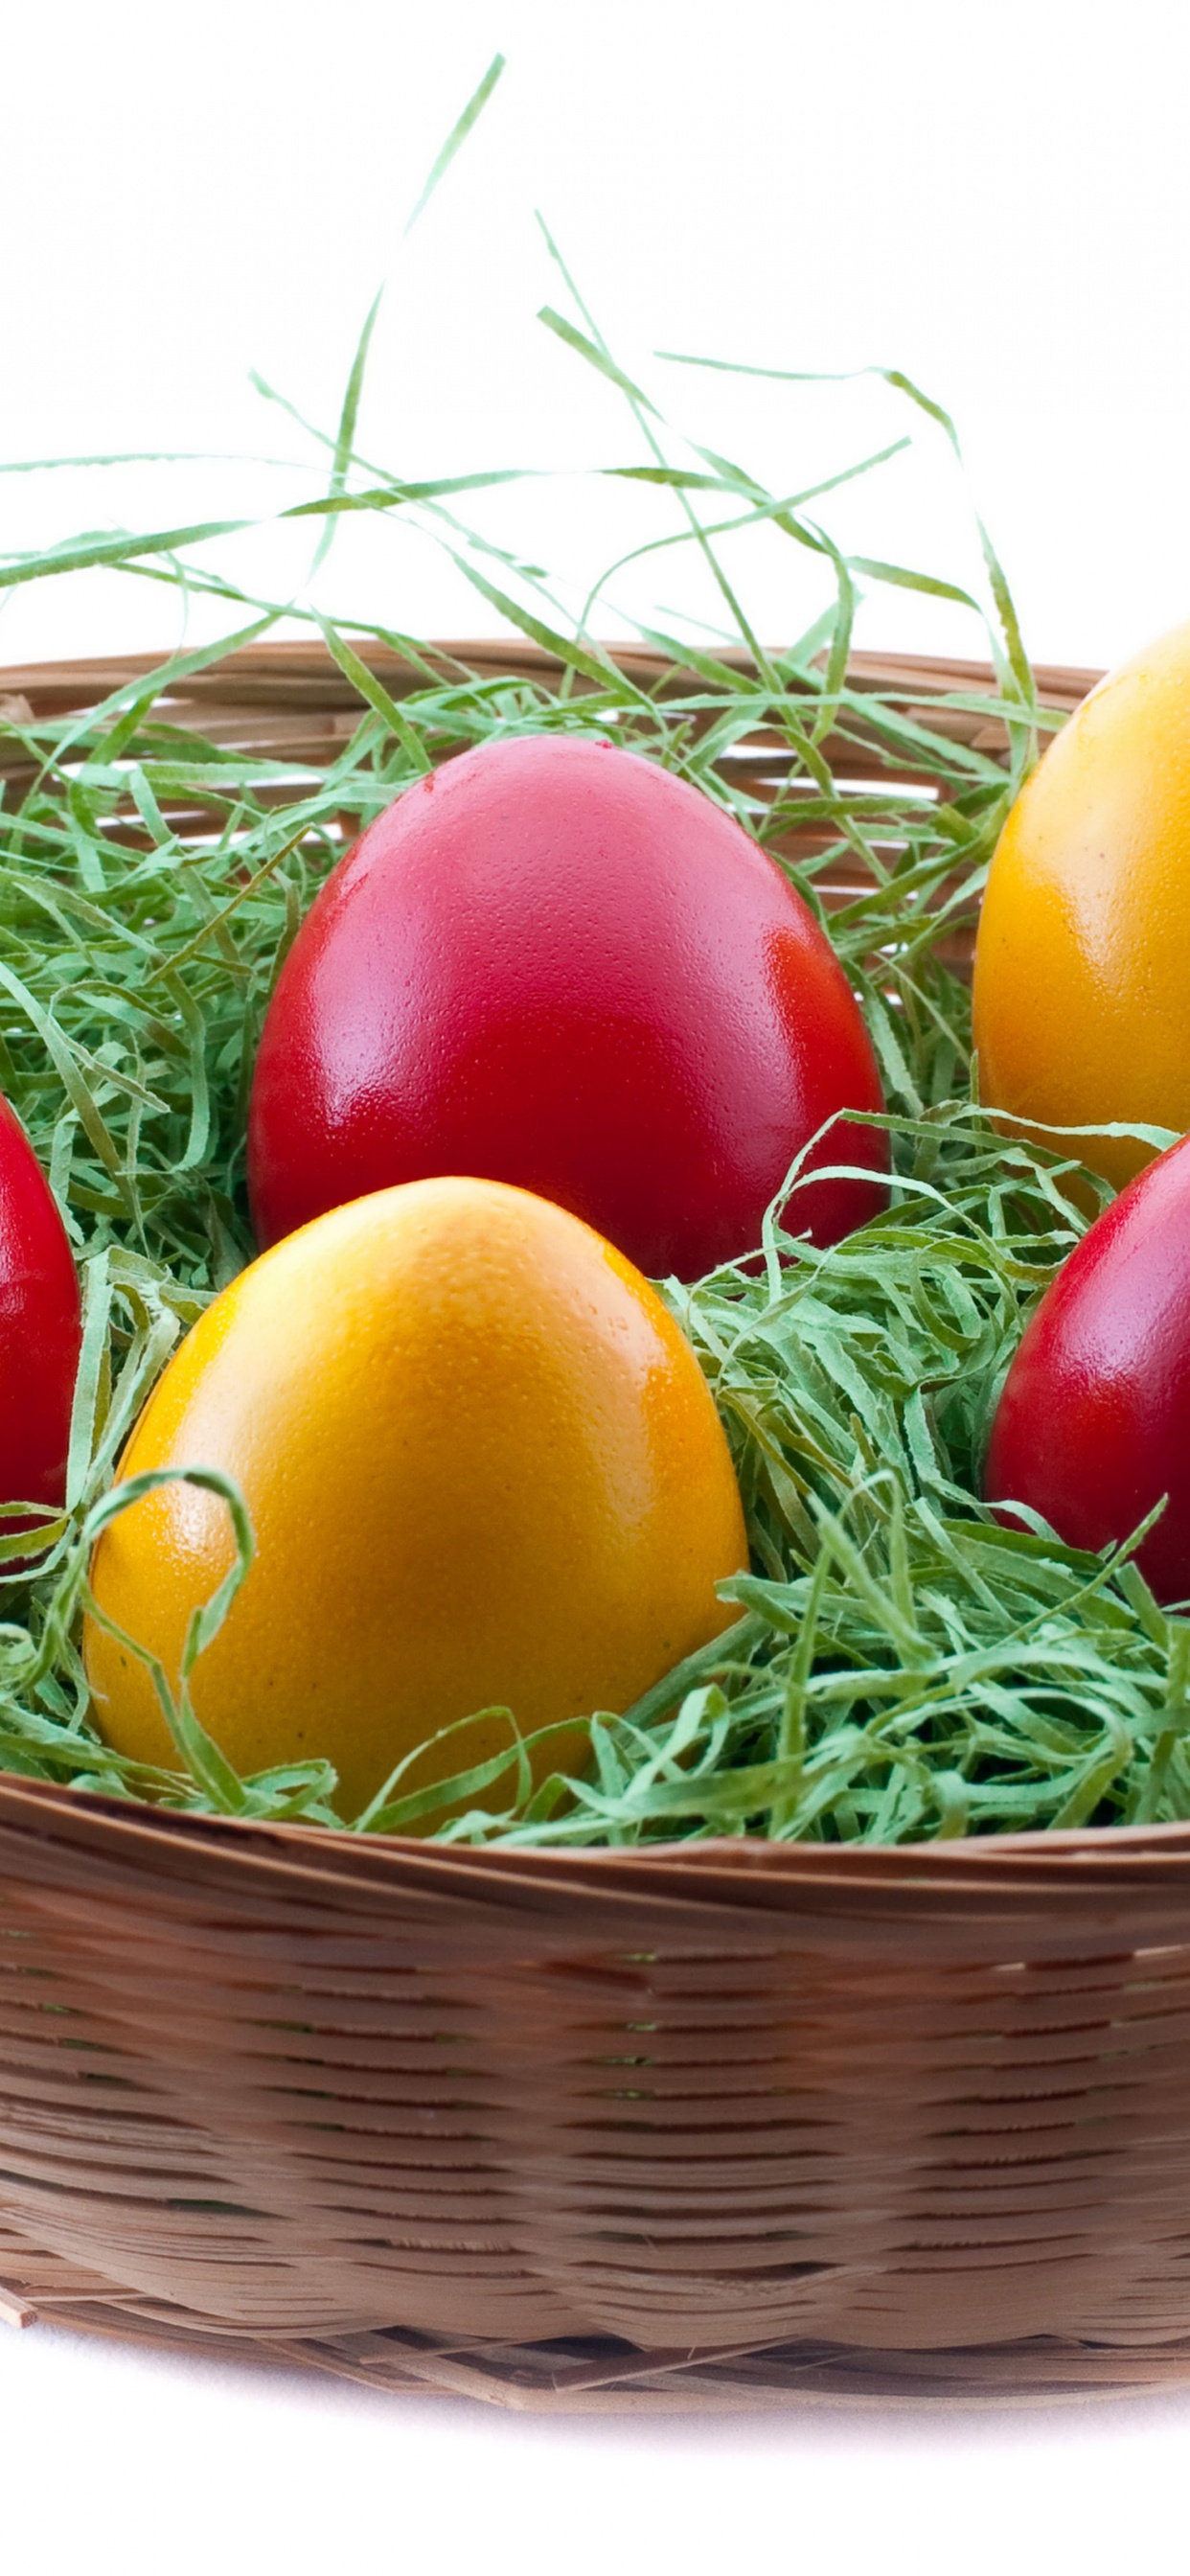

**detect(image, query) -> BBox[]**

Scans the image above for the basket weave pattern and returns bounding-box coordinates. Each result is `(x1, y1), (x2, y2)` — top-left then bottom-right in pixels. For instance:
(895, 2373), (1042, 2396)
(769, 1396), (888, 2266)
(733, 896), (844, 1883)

(5, 642), (1186, 2413)
(5, 1782), (1190, 2409)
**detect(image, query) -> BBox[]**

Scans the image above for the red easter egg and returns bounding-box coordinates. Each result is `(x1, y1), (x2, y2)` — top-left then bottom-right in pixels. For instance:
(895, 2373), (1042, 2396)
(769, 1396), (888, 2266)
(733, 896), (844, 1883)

(986, 1131), (1190, 1602)
(248, 735), (887, 1278)
(0, 1093), (80, 1526)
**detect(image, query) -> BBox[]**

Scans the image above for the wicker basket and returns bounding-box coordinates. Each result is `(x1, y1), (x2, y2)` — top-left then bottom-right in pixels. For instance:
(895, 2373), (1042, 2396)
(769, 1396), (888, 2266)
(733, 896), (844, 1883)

(6, 637), (1186, 2418)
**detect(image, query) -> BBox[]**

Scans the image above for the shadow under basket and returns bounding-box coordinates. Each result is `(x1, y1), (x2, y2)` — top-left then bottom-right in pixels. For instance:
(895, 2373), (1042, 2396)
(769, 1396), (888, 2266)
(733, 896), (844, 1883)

(5, 639), (1188, 2416)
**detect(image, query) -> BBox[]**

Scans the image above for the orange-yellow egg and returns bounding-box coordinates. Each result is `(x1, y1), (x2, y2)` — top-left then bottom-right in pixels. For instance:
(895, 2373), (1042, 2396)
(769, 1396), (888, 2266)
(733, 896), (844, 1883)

(973, 620), (1190, 1189)
(84, 1178), (747, 1821)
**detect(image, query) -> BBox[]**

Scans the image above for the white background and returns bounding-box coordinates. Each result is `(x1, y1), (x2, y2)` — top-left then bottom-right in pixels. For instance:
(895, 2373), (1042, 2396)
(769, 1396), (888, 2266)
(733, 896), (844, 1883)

(7, 2), (1190, 2565)
(5, 0), (1190, 681)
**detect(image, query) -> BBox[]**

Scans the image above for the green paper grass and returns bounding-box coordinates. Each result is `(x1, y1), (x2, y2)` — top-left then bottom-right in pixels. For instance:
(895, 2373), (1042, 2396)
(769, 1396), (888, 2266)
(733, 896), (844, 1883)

(1, 138), (1179, 1843)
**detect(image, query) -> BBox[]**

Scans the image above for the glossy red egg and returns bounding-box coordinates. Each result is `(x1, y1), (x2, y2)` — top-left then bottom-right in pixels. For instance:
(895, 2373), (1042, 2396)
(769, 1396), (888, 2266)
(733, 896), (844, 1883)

(248, 735), (887, 1277)
(0, 1092), (81, 1527)
(985, 1132), (1190, 1601)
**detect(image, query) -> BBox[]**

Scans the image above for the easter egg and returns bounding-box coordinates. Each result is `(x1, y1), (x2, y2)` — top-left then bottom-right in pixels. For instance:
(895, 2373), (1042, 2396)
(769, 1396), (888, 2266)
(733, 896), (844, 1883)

(0, 1092), (80, 1529)
(83, 1177), (748, 1819)
(973, 621), (1190, 1191)
(985, 1131), (1190, 1602)
(247, 734), (888, 1278)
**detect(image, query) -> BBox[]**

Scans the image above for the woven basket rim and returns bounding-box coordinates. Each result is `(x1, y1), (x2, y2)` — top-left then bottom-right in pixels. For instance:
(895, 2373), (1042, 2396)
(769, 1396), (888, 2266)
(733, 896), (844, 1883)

(8, 1770), (1190, 1887)
(0, 636), (1106, 692)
